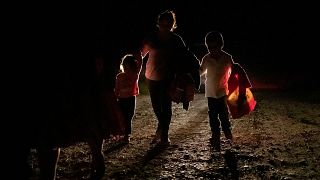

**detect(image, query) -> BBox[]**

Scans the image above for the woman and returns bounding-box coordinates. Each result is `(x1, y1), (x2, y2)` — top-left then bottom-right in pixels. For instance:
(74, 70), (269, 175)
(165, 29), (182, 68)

(140, 10), (187, 146)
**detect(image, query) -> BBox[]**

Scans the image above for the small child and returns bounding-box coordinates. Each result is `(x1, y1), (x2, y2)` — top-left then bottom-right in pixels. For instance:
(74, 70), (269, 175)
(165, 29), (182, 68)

(199, 31), (234, 151)
(114, 54), (143, 143)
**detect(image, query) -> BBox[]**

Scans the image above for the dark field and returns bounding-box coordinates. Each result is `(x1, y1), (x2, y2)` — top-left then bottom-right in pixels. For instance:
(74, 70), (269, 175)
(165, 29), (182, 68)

(29, 88), (320, 179)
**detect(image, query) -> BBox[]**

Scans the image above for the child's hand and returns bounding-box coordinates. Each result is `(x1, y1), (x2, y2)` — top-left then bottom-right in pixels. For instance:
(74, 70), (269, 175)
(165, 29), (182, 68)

(132, 51), (142, 61)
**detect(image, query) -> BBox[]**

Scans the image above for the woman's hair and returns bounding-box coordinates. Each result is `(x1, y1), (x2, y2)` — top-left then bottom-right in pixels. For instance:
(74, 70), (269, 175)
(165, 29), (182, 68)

(205, 31), (224, 48)
(120, 54), (137, 72)
(157, 10), (177, 31)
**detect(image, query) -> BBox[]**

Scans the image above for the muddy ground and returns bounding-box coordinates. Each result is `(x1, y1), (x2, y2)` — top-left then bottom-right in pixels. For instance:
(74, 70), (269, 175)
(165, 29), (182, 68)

(29, 89), (320, 180)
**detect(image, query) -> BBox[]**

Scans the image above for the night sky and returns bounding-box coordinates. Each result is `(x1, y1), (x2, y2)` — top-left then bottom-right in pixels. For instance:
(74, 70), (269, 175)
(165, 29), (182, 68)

(102, 0), (317, 88)
(16, 0), (318, 89)
(102, 1), (311, 57)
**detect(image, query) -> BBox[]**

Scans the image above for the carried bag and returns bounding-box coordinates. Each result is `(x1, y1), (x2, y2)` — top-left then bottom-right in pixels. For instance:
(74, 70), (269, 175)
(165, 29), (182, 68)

(227, 87), (256, 119)
(169, 74), (195, 103)
(169, 73), (195, 110)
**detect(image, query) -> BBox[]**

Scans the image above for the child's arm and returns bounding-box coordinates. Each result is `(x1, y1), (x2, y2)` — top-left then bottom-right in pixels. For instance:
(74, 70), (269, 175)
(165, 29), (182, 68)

(238, 64), (251, 90)
(199, 58), (207, 76)
(140, 44), (150, 59)
(132, 51), (143, 75)
(233, 63), (250, 105)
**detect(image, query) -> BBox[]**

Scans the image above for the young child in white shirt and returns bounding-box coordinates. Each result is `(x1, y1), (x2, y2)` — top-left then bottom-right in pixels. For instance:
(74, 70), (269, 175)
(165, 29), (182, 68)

(200, 31), (234, 151)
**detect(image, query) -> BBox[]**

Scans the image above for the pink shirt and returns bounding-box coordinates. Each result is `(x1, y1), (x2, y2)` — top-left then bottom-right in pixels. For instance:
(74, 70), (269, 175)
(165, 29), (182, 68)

(142, 32), (186, 80)
(115, 59), (142, 98)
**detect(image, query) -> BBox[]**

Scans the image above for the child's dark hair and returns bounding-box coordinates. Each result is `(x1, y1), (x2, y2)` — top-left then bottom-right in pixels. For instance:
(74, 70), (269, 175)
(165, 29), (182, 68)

(157, 10), (177, 31)
(121, 54), (137, 72)
(205, 31), (224, 48)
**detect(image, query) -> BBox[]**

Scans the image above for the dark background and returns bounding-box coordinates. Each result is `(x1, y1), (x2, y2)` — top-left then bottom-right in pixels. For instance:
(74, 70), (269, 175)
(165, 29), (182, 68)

(103, 0), (318, 89)
(8, 1), (318, 178)
(13, 0), (318, 90)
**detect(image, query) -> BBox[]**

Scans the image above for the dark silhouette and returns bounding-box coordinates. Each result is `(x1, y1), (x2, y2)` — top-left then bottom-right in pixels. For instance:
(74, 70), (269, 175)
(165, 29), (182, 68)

(14, 1), (126, 179)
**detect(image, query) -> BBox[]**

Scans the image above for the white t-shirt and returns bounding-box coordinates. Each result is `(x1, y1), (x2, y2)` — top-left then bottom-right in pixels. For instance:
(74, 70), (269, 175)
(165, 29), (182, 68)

(200, 51), (233, 98)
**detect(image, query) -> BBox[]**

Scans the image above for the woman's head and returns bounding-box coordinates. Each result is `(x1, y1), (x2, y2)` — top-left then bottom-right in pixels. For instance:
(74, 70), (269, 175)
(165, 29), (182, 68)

(205, 31), (224, 53)
(120, 54), (137, 72)
(157, 10), (177, 32)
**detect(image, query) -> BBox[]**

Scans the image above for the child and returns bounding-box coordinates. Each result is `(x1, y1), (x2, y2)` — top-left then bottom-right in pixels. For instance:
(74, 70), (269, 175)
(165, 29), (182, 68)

(199, 31), (234, 151)
(114, 54), (143, 143)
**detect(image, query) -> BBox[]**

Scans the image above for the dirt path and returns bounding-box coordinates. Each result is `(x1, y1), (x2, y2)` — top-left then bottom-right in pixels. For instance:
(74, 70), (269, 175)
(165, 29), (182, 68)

(30, 90), (320, 179)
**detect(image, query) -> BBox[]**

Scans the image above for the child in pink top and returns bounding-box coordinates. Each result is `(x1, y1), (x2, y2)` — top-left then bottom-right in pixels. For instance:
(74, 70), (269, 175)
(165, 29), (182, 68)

(114, 54), (143, 143)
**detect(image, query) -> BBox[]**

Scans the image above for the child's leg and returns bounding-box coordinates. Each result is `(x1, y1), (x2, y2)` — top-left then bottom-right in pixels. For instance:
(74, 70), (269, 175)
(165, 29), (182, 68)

(208, 97), (221, 134)
(218, 96), (233, 140)
(208, 97), (221, 150)
(118, 97), (135, 140)
(125, 97), (136, 137)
